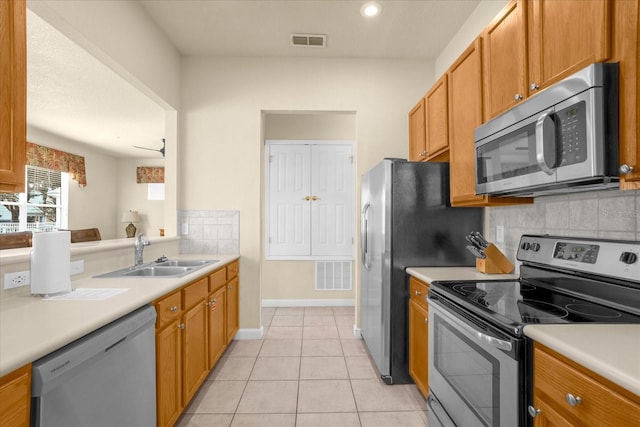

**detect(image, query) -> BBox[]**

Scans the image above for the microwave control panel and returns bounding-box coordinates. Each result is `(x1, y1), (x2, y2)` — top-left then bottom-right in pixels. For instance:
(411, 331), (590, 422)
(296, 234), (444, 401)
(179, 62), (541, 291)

(557, 101), (587, 167)
(517, 235), (639, 282)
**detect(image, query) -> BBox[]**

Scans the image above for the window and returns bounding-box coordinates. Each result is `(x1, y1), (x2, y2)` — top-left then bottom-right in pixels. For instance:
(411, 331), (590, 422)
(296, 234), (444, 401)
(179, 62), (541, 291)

(0, 166), (69, 233)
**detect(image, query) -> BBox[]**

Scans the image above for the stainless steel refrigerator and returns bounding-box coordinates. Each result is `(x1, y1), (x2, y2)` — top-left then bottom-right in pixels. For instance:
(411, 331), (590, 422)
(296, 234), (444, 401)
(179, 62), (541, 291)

(360, 159), (483, 384)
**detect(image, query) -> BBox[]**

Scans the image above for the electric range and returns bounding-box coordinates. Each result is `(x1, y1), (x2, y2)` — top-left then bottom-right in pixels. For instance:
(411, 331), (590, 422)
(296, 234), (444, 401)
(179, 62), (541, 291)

(426, 234), (640, 427)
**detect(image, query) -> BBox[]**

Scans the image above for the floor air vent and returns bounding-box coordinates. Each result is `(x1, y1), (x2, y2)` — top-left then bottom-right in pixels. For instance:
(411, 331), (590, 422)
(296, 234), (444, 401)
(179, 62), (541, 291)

(290, 33), (327, 48)
(315, 261), (352, 291)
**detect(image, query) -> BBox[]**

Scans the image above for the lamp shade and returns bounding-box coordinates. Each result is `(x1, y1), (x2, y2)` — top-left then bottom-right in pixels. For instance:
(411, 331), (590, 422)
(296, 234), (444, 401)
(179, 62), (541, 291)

(121, 210), (140, 223)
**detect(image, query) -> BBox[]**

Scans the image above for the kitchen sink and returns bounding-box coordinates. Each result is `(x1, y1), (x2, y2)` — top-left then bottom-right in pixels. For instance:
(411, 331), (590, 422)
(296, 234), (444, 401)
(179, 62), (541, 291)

(155, 259), (217, 267)
(94, 259), (218, 278)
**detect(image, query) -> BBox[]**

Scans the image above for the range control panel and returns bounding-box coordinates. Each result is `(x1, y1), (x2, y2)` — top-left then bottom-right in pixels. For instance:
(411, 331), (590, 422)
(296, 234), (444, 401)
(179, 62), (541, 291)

(517, 235), (639, 283)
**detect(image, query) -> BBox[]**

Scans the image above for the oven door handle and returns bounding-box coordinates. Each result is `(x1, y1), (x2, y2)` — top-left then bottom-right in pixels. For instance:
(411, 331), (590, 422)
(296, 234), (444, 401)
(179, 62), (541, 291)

(428, 296), (513, 352)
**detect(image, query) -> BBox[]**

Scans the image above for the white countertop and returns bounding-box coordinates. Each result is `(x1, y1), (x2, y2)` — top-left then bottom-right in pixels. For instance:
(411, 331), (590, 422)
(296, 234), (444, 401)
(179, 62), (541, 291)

(0, 253), (239, 376)
(406, 266), (519, 283)
(524, 324), (640, 396)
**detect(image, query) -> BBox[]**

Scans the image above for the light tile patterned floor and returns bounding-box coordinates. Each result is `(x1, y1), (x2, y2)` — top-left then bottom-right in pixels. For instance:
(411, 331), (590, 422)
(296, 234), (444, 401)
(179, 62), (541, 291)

(176, 306), (428, 427)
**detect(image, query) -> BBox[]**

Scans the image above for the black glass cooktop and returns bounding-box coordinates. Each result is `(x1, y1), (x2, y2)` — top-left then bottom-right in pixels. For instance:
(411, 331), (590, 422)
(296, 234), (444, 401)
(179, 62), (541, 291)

(430, 278), (640, 336)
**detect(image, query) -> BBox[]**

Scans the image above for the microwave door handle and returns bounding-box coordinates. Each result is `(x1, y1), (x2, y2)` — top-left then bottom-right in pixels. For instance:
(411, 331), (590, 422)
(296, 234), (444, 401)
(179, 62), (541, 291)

(361, 202), (371, 270)
(535, 110), (558, 175)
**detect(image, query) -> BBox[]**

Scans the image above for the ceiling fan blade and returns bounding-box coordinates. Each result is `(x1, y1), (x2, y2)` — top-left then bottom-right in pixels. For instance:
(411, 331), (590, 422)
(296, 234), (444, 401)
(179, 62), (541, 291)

(133, 139), (165, 157)
(132, 145), (159, 152)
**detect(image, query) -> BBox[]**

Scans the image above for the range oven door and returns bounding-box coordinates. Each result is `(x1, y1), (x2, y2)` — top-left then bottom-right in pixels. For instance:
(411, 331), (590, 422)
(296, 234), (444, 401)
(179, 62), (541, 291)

(428, 295), (523, 427)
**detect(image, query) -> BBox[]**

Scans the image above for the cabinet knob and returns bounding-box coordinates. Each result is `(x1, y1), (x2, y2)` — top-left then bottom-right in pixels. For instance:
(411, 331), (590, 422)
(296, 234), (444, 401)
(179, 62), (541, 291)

(527, 405), (541, 418)
(212, 298), (217, 304)
(619, 164), (635, 174)
(424, 318), (428, 324)
(206, 301), (212, 307)
(530, 83), (539, 91)
(303, 196), (311, 201)
(565, 393), (582, 407)
(170, 306), (178, 313)
(311, 195), (320, 201)
(178, 323), (185, 330)
(415, 290), (422, 296)
(514, 93), (523, 101)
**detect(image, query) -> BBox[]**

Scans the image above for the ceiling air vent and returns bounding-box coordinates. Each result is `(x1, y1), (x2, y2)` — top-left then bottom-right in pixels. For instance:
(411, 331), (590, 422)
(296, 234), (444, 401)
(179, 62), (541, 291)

(290, 33), (327, 48)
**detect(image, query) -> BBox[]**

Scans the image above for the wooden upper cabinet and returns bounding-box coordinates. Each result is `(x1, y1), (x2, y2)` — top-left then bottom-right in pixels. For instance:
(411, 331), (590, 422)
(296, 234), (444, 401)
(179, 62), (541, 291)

(528, 0), (611, 94)
(613, 0), (640, 189)
(408, 99), (426, 161)
(424, 74), (449, 161)
(0, 0), (26, 193)
(449, 38), (533, 207)
(482, 0), (528, 121)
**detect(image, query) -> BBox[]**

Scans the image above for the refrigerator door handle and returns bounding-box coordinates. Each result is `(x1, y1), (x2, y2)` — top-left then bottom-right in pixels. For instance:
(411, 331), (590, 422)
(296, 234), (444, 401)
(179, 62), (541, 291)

(361, 202), (371, 270)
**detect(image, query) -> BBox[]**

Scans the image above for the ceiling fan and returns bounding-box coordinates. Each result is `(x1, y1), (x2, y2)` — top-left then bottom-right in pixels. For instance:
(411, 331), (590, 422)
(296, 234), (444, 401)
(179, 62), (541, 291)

(133, 138), (165, 157)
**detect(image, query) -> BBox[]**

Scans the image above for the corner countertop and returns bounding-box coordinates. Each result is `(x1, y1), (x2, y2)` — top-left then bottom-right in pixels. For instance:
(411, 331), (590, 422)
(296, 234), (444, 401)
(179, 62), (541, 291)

(0, 253), (239, 377)
(406, 266), (519, 283)
(524, 324), (640, 396)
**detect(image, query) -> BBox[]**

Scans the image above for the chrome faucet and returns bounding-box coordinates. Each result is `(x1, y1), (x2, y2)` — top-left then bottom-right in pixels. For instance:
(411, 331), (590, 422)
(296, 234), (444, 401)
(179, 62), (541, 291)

(134, 233), (151, 266)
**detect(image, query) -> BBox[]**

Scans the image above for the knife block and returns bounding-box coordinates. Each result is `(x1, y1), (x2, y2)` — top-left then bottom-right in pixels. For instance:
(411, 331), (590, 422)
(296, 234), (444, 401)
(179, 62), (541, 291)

(476, 244), (514, 274)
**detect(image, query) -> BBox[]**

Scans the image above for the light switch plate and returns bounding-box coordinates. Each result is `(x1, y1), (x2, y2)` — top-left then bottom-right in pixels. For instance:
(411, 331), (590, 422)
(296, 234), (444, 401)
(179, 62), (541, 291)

(496, 225), (505, 243)
(182, 223), (189, 235)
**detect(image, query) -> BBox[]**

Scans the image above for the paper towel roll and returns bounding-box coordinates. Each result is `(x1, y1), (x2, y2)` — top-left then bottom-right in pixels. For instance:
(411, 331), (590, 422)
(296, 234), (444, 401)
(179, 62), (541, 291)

(30, 231), (72, 296)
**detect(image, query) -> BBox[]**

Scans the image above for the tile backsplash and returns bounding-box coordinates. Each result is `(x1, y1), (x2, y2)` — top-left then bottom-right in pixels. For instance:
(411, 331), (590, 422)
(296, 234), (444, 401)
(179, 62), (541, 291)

(178, 210), (239, 254)
(487, 189), (639, 268)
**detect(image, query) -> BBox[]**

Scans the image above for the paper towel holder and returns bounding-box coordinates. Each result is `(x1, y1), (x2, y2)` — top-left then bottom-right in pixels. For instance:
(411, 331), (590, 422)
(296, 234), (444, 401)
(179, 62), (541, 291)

(121, 210), (140, 238)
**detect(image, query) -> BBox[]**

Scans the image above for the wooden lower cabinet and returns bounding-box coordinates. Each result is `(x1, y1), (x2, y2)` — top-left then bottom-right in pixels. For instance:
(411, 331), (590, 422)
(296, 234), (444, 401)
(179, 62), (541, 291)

(0, 364), (31, 427)
(226, 276), (239, 343)
(181, 278), (209, 406)
(530, 343), (640, 426)
(408, 277), (429, 398)
(154, 260), (240, 427)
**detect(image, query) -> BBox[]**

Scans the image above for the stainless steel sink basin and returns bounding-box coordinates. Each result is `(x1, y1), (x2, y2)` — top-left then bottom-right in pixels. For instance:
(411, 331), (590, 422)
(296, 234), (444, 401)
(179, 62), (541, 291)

(122, 266), (192, 277)
(94, 259), (218, 278)
(156, 259), (218, 267)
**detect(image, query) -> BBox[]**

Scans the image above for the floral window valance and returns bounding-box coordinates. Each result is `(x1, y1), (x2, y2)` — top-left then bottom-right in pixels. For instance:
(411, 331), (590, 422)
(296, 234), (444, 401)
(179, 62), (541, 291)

(137, 167), (165, 183)
(26, 142), (87, 187)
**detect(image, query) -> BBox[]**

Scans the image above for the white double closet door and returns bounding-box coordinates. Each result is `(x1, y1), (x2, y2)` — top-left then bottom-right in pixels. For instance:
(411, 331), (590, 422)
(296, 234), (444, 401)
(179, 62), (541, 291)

(267, 141), (354, 258)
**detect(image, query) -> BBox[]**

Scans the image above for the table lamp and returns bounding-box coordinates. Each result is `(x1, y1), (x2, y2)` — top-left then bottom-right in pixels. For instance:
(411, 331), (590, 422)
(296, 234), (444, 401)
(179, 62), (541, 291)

(121, 210), (140, 238)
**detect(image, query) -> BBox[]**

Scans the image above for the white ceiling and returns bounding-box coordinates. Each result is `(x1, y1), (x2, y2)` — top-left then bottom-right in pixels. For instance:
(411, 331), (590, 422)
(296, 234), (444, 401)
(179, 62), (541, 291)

(27, 0), (481, 158)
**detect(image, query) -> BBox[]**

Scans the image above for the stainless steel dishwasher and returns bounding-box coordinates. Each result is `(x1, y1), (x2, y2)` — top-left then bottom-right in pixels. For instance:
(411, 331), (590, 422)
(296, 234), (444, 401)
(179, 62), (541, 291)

(31, 305), (157, 427)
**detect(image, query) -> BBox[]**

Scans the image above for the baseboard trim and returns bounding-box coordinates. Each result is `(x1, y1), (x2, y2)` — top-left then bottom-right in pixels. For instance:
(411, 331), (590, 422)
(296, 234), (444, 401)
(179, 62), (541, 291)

(233, 326), (264, 340)
(262, 298), (355, 307)
(353, 325), (362, 339)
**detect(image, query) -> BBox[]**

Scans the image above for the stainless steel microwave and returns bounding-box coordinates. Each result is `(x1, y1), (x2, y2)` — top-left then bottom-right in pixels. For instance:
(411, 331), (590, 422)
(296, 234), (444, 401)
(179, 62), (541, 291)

(474, 63), (619, 197)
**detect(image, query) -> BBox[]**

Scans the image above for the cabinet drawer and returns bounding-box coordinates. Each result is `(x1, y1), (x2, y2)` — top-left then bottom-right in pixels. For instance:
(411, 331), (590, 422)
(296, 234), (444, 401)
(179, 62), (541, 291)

(155, 291), (182, 329)
(409, 277), (429, 309)
(0, 364), (31, 427)
(209, 267), (227, 292)
(183, 277), (208, 310)
(227, 260), (239, 279)
(534, 344), (640, 425)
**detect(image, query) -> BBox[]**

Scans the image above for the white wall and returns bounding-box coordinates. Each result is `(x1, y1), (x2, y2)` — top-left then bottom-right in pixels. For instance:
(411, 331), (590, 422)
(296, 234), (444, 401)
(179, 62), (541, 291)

(181, 56), (433, 329)
(116, 158), (166, 239)
(27, 126), (119, 239)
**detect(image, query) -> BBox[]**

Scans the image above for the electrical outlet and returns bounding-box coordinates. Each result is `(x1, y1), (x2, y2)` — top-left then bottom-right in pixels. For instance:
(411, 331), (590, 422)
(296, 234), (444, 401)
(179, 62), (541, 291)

(70, 260), (84, 275)
(4, 271), (30, 289)
(496, 225), (505, 243)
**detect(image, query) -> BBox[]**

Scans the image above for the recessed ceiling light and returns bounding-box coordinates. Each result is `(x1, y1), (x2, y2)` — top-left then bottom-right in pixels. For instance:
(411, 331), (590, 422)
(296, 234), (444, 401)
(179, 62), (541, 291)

(360, 1), (382, 18)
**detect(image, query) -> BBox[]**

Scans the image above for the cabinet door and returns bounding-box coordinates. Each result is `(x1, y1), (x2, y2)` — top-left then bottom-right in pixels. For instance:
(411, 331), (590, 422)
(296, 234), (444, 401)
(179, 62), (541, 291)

(207, 285), (227, 369)
(0, 0), (26, 193)
(482, 0), (527, 120)
(408, 299), (429, 398)
(156, 321), (182, 427)
(408, 99), (426, 161)
(0, 364), (30, 427)
(613, 0), (640, 188)
(424, 74), (449, 161)
(182, 300), (209, 405)
(226, 276), (239, 343)
(528, 0), (611, 93)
